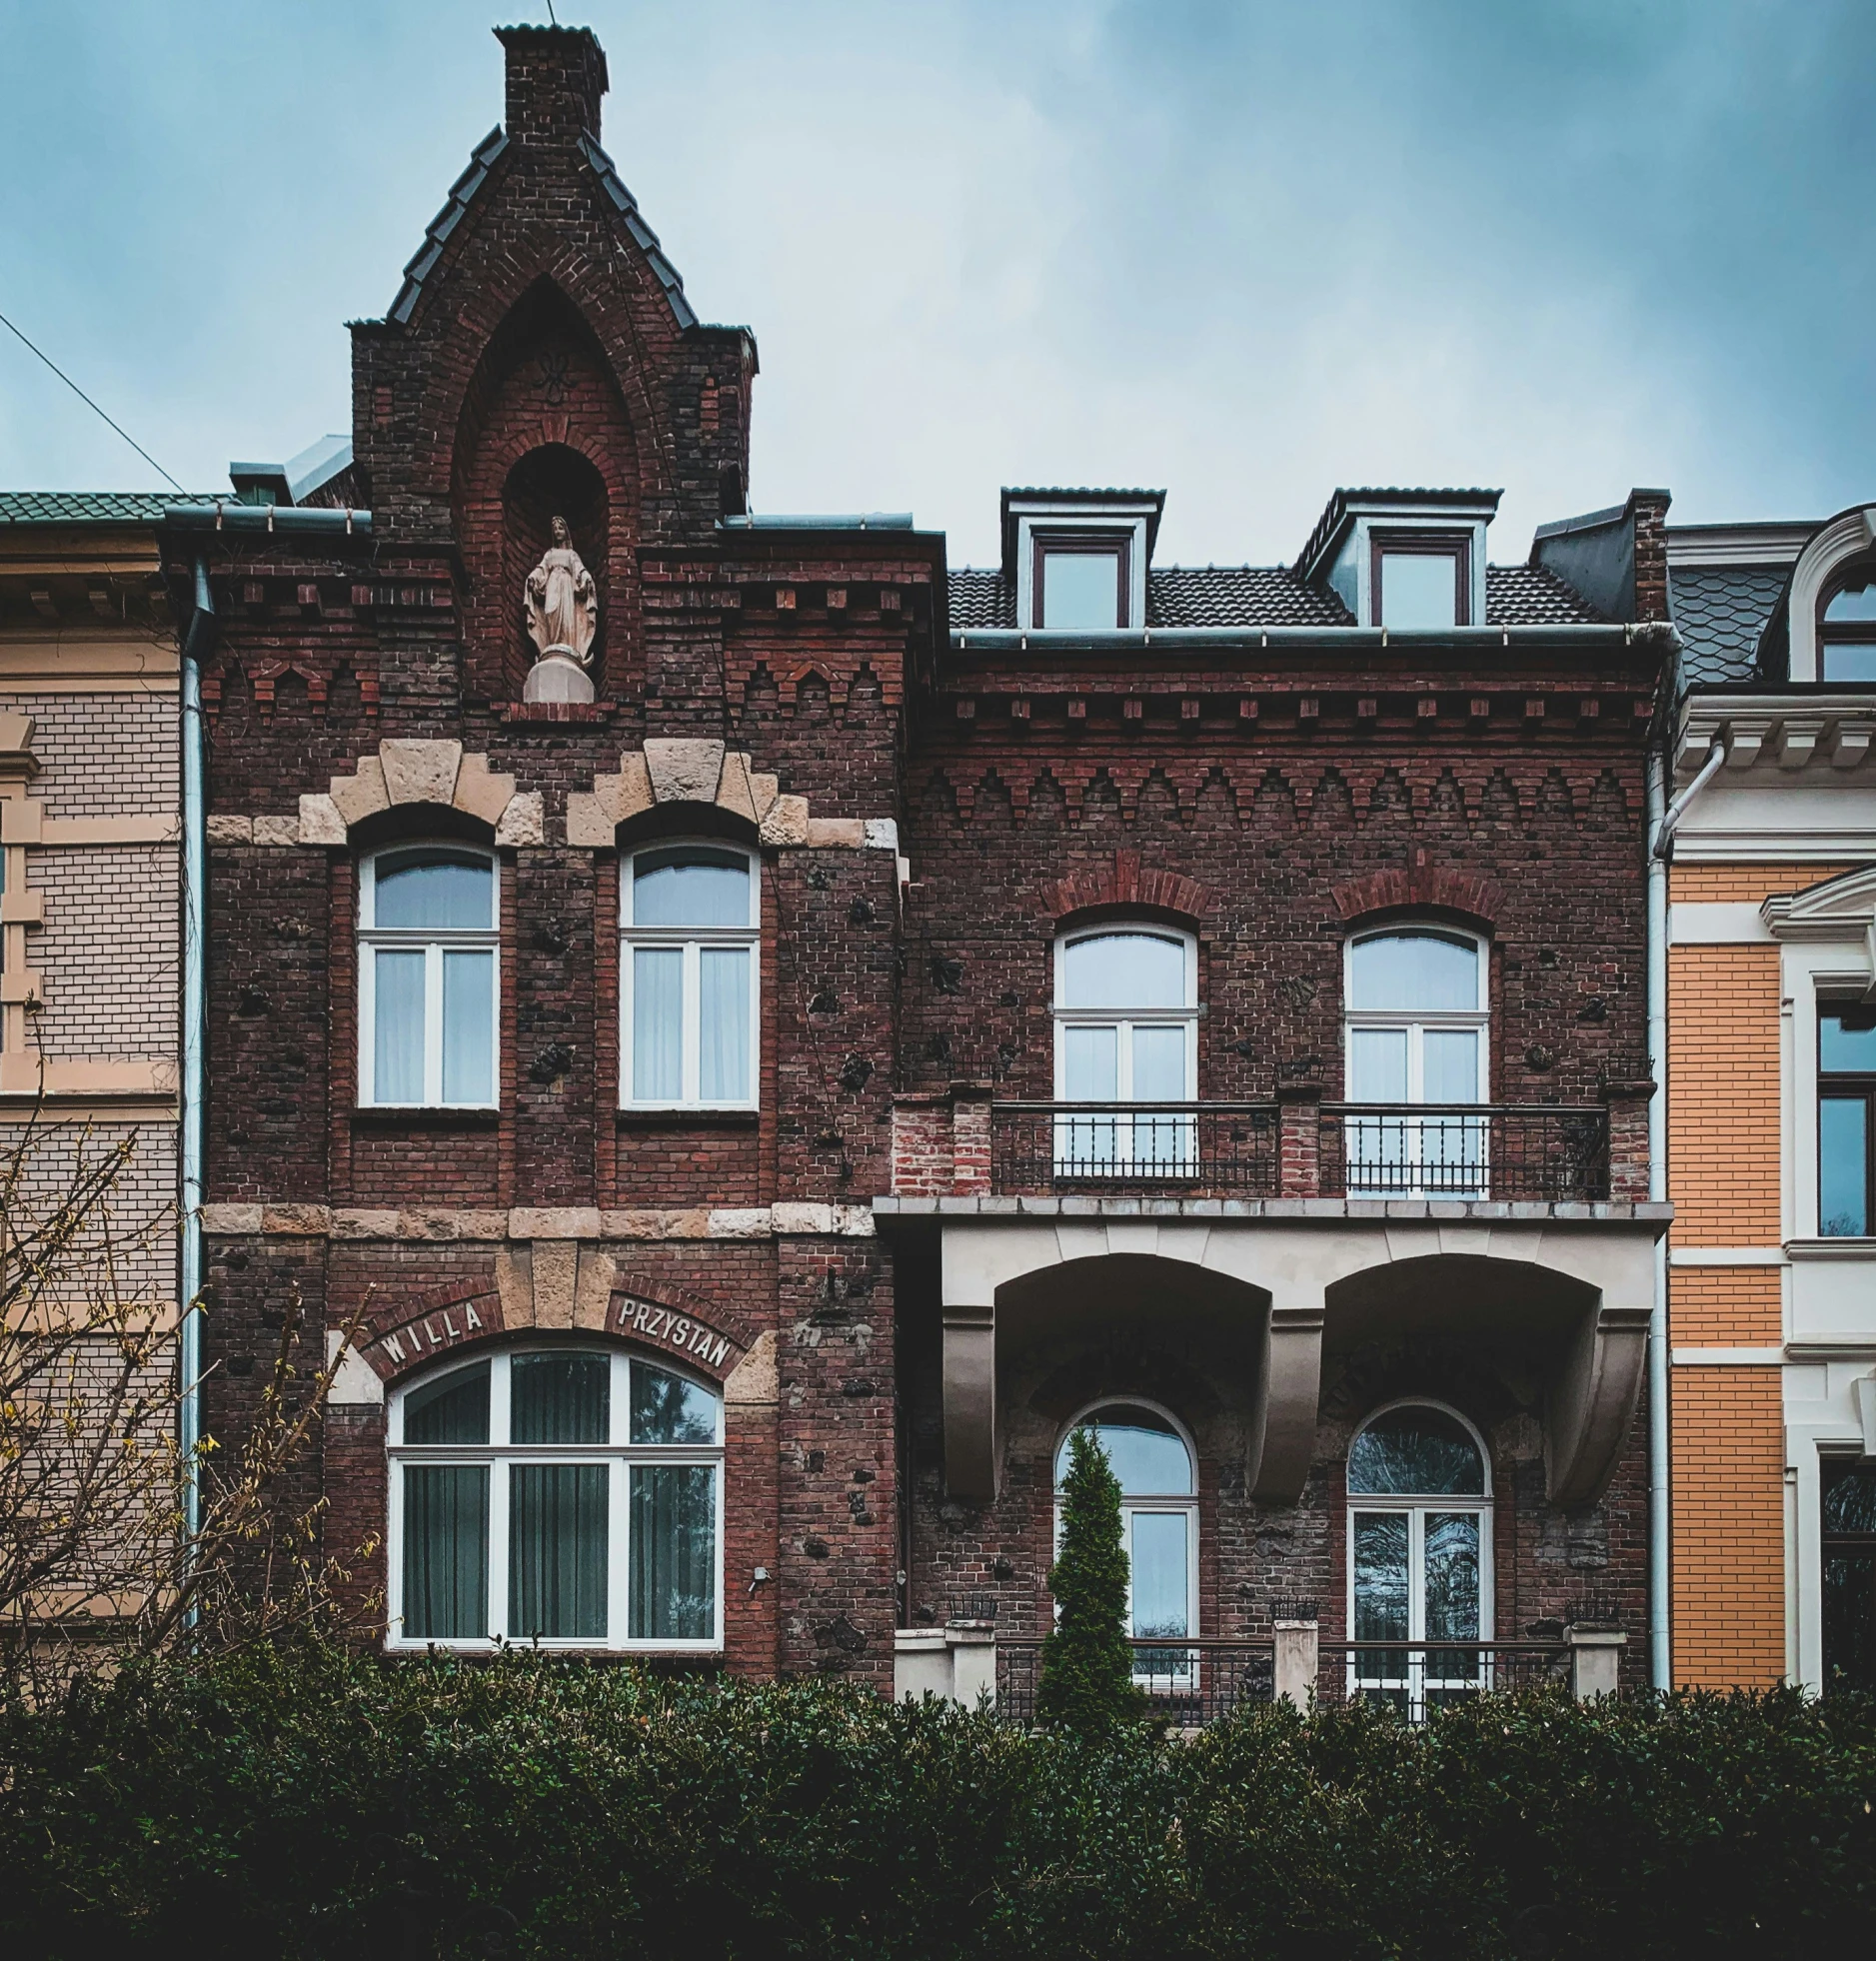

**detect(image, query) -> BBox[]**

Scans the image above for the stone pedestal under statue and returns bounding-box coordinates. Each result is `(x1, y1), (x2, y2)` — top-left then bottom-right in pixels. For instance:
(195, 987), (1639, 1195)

(522, 516), (598, 703)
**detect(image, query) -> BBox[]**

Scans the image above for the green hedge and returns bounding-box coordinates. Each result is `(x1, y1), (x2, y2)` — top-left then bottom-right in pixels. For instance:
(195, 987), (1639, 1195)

(2, 1647), (1872, 1958)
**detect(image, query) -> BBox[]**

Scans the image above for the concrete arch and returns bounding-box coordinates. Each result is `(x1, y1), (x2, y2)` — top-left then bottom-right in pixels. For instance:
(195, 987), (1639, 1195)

(937, 1215), (1655, 1505)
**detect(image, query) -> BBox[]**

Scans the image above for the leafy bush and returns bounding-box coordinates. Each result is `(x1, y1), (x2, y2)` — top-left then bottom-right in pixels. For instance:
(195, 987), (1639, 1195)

(1036, 1424), (1141, 1732)
(0, 1646), (1871, 1958)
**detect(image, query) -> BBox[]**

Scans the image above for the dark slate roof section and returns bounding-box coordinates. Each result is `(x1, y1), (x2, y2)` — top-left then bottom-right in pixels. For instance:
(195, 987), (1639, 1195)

(1668, 564), (1790, 686)
(578, 134), (699, 331)
(389, 127), (510, 325)
(951, 560), (1604, 632)
(0, 492), (187, 525)
(1484, 565), (1604, 625)
(1149, 566), (1351, 626)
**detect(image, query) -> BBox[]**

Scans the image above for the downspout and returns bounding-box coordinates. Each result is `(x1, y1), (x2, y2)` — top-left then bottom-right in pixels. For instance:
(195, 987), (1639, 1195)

(179, 557), (212, 1589)
(1645, 729), (1725, 1692)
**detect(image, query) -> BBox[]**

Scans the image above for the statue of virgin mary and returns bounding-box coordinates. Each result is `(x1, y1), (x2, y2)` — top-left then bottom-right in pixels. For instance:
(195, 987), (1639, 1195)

(524, 516), (598, 668)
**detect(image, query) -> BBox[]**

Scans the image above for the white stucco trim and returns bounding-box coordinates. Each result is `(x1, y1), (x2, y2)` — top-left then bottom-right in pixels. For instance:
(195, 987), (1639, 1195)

(1668, 903), (1775, 945)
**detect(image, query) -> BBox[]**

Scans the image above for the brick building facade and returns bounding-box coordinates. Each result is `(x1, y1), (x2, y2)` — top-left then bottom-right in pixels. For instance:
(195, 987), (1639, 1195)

(168, 25), (1676, 1695)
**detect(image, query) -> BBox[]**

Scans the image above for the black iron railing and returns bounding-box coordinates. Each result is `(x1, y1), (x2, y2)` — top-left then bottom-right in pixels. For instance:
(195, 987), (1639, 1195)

(1317, 1639), (1571, 1719)
(996, 1638), (1274, 1726)
(1320, 1103), (1610, 1202)
(990, 1102), (1280, 1197)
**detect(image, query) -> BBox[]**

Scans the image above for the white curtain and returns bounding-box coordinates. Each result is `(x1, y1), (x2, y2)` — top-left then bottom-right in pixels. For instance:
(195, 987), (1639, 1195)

(699, 947), (749, 1101)
(442, 950), (494, 1103)
(374, 949), (426, 1102)
(634, 947), (684, 1099)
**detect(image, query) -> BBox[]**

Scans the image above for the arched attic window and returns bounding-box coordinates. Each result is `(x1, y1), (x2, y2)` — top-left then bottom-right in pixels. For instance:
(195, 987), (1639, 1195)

(1820, 556), (1876, 683)
(1346, 1402), (1492, 1717)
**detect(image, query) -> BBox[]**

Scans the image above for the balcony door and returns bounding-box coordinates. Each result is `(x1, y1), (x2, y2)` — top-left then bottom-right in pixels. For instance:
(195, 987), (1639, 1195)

(1053, 928), (1197, 1176)
(1344, 929), (1488, 1196)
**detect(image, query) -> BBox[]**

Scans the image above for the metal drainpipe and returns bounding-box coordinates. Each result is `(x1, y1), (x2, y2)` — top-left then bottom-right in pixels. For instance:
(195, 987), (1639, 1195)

(179, 557), (211, 1576)
(1644, 730), (1726, 1692)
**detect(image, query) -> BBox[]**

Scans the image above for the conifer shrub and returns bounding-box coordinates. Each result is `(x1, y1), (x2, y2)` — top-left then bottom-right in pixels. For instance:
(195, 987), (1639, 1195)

(1035, 1423), (1143, 1732)
(0, 1646), (1871, 1958)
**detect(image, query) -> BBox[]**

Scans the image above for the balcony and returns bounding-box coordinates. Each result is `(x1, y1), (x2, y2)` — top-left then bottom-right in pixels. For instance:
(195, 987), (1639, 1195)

(892, 1088), (1646, 1206)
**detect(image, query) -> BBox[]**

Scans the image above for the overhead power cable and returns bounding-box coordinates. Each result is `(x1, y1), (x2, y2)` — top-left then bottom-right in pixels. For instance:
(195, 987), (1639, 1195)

(0, 303), (185, 493)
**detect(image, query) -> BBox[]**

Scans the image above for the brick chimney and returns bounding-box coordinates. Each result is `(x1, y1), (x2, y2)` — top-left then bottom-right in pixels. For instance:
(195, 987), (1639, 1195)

(495, 23), (609, 143)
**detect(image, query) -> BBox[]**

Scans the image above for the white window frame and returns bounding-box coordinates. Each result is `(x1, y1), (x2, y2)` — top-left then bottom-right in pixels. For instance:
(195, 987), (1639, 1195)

(385, 1344), (726, 1654)
(620, 842), (762, 1110)
(1054, 1398), (1199, 1680)
(357, 843), (501, 1109)
(1345, 1398), (1494, 1720)
(1342, 926), (1490, 1197)
(1051, 925), (1200, 1175)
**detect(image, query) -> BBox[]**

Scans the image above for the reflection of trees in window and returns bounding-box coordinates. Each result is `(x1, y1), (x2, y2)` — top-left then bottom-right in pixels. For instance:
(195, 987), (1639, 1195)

(1823, 1461), (1876, 1693)
(1819, 1008), (1876, 1237)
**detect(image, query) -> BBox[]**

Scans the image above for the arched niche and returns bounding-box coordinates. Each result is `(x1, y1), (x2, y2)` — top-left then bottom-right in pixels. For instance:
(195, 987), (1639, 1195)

(451, 278), (640, 701)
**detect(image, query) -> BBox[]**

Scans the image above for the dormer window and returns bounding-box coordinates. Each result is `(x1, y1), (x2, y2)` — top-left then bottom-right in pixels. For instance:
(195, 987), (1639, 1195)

(1820, 559), (1876, 683)
(1373, 532), (1471, 629)
(1002, 489), (1163, 634)
(1034, 532), (1131, 630)
(1294, 489), (1497, 630)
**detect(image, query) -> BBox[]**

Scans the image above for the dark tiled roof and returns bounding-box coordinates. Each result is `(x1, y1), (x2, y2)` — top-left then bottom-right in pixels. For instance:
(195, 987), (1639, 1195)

(0, 491), (183, 525)
(1668, 564), (1788, 686)
(950, 563), (1601, 631)
(1484, 565), (1603, 625)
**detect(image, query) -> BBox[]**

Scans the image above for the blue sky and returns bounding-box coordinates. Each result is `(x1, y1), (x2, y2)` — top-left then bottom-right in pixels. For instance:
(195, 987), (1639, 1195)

(1, 1), (1871, 565)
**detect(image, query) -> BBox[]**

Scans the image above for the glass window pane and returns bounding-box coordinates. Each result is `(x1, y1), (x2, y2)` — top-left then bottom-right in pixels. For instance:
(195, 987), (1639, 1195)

(632, 947), (684, 1100)
(1378, 552), (1458, 629)
(404, 1362), (490, 1444)
(1819, 1096), (1869, 1237)
(403, 1464), (488, 1639)
(632, 849), (751, 928)
(1422, 1028), (1480, 1103)
(630, 1463), (717, 1640)
(1062, 1024), (1118, 1101)
(1061, 933), (1185, 1009)
(700, 947), (751, 1101)
(1352, 1511), (1410, 1641)
(1131, 1024), (1186, 1101)
(374, 851), (493, 930)
(1348, 933), (1479, 1011)
(630, 1364), (721, 1444)
(372, 949), (427, 1103)
(1056, 1405), (1192, 1495)
(1349, 1406), (1486, 1494)
(441, 950), (494, 1103)
(1039, 550), (1122, 631)
(1423, 1513), (1482, 1641)
(509, 1464), (609, 1640)
(1823, 1463), (1876, 1533)
(1129, 1511), (1189, 1640)
(510, 1354), (610, 1444)
(1823, 1552), (1876, 1691)
(1823, 575), (1876, 623)
(1821, 1010), (1876, 1072)
(1348, 1027), (1408, 1101)
(1823, 644), (1876, 683)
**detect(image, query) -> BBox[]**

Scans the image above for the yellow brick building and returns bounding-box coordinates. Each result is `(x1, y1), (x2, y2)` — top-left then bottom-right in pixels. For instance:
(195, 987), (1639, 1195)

(1663, 510), (1876, 1692)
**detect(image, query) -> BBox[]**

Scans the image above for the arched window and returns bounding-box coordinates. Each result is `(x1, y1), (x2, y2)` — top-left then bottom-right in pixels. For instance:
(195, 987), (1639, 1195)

(1820, 559), (1876, 684)
(1343, 929), (1488, 1196)
(621, 844), (760, 1107)
(359, 845), (499, 1107)
(1055, 1402), (1197, 1664)
(1052, 927), (1197, 1174)
(1346, 1402), (1491, 1716)
(388, 1344), (724, 1650)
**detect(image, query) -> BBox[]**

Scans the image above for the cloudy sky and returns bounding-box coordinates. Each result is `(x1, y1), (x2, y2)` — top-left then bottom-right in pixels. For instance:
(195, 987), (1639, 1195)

(1, 1), (1871, 565)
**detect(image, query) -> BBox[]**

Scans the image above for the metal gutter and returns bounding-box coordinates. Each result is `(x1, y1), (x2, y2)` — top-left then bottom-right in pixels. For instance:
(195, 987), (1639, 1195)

(179, 558), (211, 1591)
(951, 623), (1664, 653)
(719, 513), (916, 532)
(162, 502), (371, 537)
